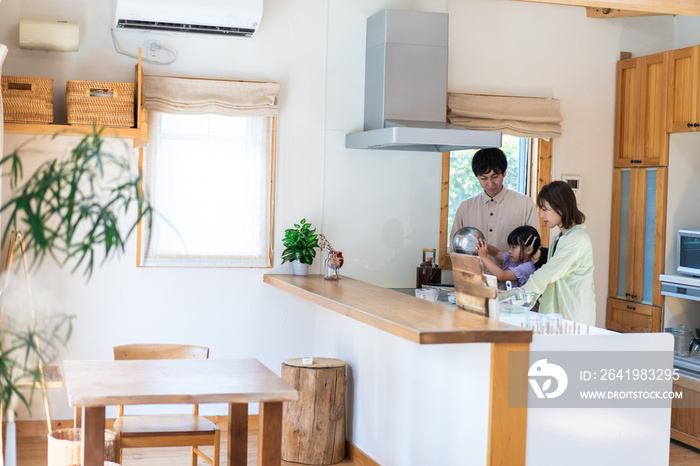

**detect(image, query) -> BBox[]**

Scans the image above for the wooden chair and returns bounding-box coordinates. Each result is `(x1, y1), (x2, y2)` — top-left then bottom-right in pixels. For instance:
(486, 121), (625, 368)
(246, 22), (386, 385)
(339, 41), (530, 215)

(112, 344), (220, 466)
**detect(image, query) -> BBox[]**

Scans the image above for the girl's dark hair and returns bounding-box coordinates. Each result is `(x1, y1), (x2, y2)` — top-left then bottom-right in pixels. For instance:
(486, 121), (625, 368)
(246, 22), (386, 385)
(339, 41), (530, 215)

(507, 225), (541, 251)
(471, 148), (508, 177)
(537, 180), (585, 229)
(508, 225), (547, 269)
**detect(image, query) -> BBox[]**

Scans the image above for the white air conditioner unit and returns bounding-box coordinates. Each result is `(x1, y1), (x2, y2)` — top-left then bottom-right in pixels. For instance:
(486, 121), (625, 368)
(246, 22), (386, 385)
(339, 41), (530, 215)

(113, 0), (263, 37)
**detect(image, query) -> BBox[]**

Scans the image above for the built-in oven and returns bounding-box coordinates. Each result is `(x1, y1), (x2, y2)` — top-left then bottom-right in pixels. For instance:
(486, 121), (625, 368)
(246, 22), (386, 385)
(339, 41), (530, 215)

(660, 274), (700, 373)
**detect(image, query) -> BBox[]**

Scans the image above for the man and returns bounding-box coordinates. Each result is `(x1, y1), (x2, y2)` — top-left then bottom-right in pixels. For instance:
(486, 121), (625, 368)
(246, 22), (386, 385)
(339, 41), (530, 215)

(450, 148), (540, 262)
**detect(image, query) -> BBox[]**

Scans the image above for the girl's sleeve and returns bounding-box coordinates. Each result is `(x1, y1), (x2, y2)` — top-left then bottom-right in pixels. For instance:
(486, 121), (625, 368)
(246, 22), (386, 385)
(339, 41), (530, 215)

(509, 261), (536, 285)
(501, 251), (511, 271)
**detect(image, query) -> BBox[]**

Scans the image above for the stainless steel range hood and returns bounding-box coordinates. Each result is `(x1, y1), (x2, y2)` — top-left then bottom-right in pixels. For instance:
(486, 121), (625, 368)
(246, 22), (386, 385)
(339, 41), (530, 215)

(345, 9), (502, 152)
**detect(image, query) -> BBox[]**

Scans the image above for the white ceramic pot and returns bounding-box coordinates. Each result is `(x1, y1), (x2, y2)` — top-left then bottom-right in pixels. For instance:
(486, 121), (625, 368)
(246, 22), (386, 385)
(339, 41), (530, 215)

(293, 261), (310, 276)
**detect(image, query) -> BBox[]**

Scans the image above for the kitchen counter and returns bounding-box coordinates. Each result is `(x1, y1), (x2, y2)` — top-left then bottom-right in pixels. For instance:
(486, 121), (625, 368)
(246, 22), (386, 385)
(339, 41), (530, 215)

(264, 273), (530, 465)
(266, 274), (673, 465)
(263, 274), (532, 344)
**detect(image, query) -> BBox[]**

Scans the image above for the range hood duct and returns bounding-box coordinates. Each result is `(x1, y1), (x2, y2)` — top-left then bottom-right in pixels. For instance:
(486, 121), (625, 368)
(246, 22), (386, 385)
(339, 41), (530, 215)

(346, 10), (501, 152)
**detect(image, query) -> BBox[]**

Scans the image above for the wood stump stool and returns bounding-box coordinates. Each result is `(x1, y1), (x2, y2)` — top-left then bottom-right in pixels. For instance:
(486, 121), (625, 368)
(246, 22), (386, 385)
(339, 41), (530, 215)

(281, 357), (346, 465)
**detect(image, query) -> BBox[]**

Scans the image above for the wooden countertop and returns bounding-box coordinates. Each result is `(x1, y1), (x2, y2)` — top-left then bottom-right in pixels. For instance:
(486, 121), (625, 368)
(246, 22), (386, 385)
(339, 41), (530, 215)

(263, 274), (532, 345)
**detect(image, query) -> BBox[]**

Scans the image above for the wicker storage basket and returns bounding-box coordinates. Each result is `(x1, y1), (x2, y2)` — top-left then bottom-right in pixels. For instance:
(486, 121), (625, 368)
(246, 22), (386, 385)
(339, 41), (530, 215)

(66, 80), (134, 127)
(47, 428), (116, 466)
(1, 75), (53, 124)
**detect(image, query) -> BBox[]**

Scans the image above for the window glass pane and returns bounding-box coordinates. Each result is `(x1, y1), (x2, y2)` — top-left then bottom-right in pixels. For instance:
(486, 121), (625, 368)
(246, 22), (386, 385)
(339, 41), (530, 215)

(642, 169), (657, 304)
(447, 135), (530, 240)
(616, 169), (631, 298)
(140, 112), (275, 267)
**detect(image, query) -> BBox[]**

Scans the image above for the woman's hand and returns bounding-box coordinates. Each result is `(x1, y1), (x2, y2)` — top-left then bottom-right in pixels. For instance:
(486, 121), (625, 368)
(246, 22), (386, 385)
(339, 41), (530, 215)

(475, 238), (488, 258)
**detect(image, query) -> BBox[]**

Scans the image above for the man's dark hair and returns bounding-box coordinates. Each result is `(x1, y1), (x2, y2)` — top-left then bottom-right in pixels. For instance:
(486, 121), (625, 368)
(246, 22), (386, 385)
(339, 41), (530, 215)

(471, 148), (508, 177)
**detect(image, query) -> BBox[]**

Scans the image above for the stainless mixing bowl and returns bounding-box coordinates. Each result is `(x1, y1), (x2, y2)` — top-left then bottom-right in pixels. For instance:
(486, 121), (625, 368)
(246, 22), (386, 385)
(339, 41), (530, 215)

(451, 226), (486, 255)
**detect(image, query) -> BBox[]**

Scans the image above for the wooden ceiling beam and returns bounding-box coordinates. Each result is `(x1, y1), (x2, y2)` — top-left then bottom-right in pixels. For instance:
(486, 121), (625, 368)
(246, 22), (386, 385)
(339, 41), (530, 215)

(509, 0), (700, 17)
(585, 7), (669, 17)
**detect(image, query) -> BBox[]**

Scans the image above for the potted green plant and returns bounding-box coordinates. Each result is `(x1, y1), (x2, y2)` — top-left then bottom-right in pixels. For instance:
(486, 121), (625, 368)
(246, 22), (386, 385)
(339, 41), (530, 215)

(0, 127), (150, 436)
(281, 218), (319, 275)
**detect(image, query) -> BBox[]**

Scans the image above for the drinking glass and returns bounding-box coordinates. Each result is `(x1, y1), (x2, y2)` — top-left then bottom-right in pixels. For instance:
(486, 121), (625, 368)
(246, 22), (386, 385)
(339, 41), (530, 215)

(525, 314), (541, 334)
(545, 313), (563, 335)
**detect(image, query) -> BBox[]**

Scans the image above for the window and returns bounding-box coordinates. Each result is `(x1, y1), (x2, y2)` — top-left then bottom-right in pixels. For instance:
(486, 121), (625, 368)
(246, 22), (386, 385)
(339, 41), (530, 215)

(446, 135), (531, 240)
(438, 138), (552, 269)
(138, 111), (276, 267)
(137, 75), (279, 268)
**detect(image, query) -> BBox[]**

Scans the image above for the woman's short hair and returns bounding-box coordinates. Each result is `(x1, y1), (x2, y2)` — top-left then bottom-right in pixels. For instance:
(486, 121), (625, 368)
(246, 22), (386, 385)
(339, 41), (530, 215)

(537, 180), (585, 229)
(471, 148), (508, 177)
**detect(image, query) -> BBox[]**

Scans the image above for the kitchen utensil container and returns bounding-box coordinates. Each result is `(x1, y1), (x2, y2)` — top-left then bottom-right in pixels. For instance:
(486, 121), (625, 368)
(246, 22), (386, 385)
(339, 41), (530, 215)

(415, 287), (439, 301)
(1, 75), (53, 123)
(66, 80), (134, 127)
(671, 324), (694, 356)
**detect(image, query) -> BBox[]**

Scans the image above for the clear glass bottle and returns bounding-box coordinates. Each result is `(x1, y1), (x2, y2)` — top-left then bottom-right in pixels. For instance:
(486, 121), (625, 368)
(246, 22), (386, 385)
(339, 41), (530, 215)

(324, 251), (341, 280)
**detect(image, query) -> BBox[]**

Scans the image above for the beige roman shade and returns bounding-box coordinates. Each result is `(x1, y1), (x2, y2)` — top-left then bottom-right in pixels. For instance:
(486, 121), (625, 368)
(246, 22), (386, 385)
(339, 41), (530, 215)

(143, 75), (279, 116)
(139, 74), (279, 268)
(448, 93), (562, 140)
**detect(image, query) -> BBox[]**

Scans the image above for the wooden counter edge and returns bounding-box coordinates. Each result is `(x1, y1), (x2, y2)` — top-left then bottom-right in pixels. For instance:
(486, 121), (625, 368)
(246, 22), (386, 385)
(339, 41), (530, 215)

(264, 274), (532, 345)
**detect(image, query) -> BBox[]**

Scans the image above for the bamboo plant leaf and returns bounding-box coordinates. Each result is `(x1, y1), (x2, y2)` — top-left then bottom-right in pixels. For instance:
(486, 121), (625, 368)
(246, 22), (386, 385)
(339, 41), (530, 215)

(0, 129), (152, 277)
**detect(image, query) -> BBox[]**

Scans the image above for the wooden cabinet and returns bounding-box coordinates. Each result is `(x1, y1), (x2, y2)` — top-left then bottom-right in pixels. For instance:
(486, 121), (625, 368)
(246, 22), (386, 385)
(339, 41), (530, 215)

(607, 167), (667, 332)
(606, 297), (662, 333)
(667, 45), (700, 133)
(614, 53), (668, 167)
(671, 375), (700, 449)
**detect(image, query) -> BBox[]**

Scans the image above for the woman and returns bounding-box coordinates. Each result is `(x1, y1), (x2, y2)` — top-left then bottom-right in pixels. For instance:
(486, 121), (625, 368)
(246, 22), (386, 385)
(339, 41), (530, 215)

(521, 181), (595, 325)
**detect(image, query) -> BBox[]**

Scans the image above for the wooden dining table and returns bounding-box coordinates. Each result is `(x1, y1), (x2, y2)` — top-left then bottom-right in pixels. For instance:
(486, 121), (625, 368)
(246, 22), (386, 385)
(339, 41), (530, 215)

(63, 358), (298, 466)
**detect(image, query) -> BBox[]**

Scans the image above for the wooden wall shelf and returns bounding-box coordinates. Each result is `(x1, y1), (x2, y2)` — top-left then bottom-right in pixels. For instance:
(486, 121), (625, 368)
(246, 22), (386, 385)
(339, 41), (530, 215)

(3, 50), (147, 148)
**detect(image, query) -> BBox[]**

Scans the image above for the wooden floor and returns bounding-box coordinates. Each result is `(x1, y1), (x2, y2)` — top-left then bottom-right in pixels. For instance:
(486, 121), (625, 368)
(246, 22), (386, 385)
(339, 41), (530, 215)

(18, 426), (357, 465)
(16, 432), (700, 465)
(670, 440), (700, 465)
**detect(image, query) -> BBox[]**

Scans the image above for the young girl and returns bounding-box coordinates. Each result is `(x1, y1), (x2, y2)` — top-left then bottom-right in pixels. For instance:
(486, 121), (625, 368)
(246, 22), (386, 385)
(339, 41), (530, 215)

(521, 180), (595, 325)
(475, 225), (543, 290)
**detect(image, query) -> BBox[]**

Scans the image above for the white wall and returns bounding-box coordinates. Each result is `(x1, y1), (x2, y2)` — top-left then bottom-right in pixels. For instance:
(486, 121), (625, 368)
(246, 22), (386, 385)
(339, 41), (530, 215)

(674, 15), (700, 48)
(0, 0), (327, 420)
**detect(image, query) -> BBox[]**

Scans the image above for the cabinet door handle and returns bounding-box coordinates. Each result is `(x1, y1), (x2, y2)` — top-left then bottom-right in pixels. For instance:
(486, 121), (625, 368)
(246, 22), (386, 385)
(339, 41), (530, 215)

(688, 123), (694, 128)
(695, 123), (699, 128)
(626, 305), (636, 310)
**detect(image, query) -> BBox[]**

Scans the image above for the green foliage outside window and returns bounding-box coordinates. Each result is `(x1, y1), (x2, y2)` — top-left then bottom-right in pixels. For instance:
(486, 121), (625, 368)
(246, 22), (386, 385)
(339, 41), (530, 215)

(447, 136), (524, 238)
